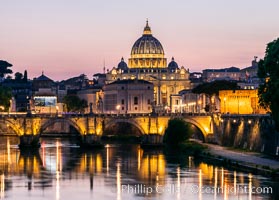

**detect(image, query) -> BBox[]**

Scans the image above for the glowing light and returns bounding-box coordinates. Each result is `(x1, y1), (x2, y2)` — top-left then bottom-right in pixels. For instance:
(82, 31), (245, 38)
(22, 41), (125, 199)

(159, 126), (163, 133)
(137, 147), (142, 171)
(234, 171), (237, 195)
(106, 145), (109, 173)
(249, 173), (252, 200)
(248, 120), (252, 124)
(177, 167), (181, 199)
(42, 142), (45, 167)
(0, 173), (4, 199)
(7, 139), (11, 164)
(233, 119), (236, 123)
(199, 169), (202, 200)
(116, 162), (121, 200)
(204, 127), (209, 133)
(214, 167), (217, 199)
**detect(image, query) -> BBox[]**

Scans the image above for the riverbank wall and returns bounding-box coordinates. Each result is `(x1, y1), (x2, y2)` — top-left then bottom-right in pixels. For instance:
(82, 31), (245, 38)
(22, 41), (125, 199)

(213, 114), (279, 156)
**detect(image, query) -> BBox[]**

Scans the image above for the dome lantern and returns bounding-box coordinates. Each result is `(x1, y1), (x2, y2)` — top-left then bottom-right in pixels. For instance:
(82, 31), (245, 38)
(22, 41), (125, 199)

(143, 19), (152, 35)
(129, 20), (167, 68)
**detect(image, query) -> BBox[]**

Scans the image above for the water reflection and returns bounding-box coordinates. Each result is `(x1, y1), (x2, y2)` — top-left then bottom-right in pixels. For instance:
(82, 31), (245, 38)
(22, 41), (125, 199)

(0, 137), (277, 199)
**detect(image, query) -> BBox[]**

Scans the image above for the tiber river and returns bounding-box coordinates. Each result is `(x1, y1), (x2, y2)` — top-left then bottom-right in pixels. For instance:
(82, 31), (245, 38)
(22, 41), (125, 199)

(0, 136), (278, 200)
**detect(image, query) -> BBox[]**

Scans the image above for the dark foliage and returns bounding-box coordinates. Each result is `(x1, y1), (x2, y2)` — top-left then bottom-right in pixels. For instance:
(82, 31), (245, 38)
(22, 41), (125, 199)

(0, 86), (12, 111)
(258, 38), (279, 130)
(192, 80), (239, 96)
(164, 118), (192, 146)
(63, 95), (88, 113)
(0, 60), (13, 78)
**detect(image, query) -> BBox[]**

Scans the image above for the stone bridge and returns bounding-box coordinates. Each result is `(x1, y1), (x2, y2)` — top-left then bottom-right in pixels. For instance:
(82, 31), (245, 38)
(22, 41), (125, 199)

(0, 113), (214, 147)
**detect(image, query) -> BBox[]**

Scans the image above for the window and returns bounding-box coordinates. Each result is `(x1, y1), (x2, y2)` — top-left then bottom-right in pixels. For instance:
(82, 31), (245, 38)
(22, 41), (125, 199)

(121, 99), (125, 104)
(122, 107), (124, 110)
(121, 86), (125, 90)
(134, 97), (138, 105)
(135, 107), (138, 110)
(147, 99), (151, 104)
(147, 86), (150, 90)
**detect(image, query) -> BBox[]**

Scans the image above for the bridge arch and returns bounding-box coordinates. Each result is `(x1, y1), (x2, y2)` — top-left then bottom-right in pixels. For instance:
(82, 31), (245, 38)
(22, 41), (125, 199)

(104, 118), (146, 135)
(183, 118), (208, 142)
(39, 118), (83, 135)
(0, 119), (22, 136)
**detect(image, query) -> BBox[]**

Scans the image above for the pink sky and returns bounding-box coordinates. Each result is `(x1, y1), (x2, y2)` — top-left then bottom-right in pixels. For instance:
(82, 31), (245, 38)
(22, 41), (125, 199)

(1, 0), (279, 81)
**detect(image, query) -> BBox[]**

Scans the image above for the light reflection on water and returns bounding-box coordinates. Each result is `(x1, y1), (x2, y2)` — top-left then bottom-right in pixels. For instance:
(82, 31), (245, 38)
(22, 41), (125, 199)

(0, 136), (278, 200)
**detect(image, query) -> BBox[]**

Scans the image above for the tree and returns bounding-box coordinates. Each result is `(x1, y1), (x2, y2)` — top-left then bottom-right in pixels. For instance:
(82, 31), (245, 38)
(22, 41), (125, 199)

(192, 80), (239, 112)
(0, 60), (13, 78)
(164, 118), (192, 146)
(23, 70), (28, 82)
(15, 72), (23, 81)
(63, 95), (88, 113)
(0, 86), (12, 111)
(258, 38), (279, 130)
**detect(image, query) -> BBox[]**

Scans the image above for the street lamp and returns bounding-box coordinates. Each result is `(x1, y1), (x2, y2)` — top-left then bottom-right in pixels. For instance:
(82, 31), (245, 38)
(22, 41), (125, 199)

(116, 105), (120, 115)
(198, 100), (202, 113)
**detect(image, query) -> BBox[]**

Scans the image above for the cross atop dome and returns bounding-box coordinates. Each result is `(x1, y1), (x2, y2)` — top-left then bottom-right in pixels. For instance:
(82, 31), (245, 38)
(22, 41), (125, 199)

(143, 19), (152, 35)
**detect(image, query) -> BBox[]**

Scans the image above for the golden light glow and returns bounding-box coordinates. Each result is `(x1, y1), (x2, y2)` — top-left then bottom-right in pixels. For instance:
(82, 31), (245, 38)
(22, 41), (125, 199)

(96, 128), (101, 135)
(137, 147), (143, 171)
(106, 145), (110, 173)
(116, 162), (121, 200)
(7, 139), (11, 164)
(0, 174), (4, 199)
(249, 173), (253, 200)
(219, 90), (267, 114)
(177, 167), (181, 199)
(214, 167), (217, 199)
(139, 154), (166, 185)
(159, 126), (164, 134)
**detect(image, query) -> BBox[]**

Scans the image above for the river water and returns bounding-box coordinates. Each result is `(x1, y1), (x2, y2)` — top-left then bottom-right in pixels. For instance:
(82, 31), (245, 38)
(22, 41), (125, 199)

(0, 136), (278, 200)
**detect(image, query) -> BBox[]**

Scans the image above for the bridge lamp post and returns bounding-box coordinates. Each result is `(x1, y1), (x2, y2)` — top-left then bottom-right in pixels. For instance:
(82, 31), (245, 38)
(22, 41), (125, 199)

(198, 100), (202, 113)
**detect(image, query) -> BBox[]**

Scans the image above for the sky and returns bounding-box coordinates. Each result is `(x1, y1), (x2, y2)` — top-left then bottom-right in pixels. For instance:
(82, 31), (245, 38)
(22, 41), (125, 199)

(1, 0), (279, 81)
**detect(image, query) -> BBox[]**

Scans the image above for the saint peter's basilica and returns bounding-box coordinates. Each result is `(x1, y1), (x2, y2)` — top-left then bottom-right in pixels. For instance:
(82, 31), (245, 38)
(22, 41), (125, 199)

(106, 21), (191, 110)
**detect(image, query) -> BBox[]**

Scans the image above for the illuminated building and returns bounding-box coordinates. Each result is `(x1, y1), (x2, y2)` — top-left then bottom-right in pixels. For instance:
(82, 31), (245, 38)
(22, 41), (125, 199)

(202, 67), (241, 82)
(219, 89), (267, 114)
(32, 72), (61, 114)
(103, 79), (153, 114)
(77, 86), (103, 113)
(106, 21), (191, 110)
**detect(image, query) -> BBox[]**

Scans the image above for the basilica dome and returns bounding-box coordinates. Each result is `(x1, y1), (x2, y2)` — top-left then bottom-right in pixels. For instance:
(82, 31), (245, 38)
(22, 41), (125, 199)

(168, 57), (179, 69)
(117, 57), (128, 70)
(131, 22), (164, 55)
(128, 21), (167, 68)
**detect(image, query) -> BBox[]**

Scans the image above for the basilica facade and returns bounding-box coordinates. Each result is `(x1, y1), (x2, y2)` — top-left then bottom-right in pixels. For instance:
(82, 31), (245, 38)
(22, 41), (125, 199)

(106, 21), (191, 110)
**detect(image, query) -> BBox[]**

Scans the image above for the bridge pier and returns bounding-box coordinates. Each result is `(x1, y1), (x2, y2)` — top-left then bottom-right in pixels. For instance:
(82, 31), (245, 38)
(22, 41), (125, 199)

(141, 134), (163, 145)
(80, 134), (103, 148)
(19, 135), (41, 149)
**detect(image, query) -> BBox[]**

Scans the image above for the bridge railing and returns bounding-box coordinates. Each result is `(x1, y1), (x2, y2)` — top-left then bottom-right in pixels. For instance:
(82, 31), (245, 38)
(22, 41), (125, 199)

(0, 112), (214, 119)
